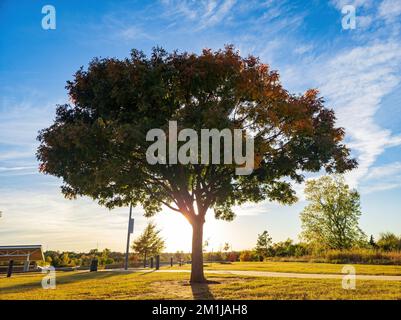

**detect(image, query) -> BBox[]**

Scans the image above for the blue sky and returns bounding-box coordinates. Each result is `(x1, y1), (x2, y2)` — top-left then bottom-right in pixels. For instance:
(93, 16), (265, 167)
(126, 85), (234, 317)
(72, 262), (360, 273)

(1, 0), (401, 252)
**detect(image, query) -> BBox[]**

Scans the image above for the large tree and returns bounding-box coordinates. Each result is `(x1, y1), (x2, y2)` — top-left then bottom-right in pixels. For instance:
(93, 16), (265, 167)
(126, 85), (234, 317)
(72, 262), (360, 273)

(300, 175), (365, 250)
(37, 46), (356, 282)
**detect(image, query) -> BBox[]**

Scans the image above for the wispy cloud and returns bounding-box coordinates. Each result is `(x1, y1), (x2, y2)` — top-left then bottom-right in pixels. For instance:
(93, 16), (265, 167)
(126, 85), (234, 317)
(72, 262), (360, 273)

(379, 0), (401, 22)
(365, 162), (401, 180)
(317, 41), (401, 188)
(359, 162), (401, 193)
(0, 165), (37, 177)
(160, 0), (236, 30)
(0, 92), (58, 172)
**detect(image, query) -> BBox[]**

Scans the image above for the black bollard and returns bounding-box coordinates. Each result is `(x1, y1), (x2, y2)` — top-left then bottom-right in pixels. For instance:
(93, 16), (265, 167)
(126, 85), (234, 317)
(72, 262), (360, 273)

(170, 257), (173, 267)
(90, 259), (98, 272)
(156, 255), (160, 270)
(150, 257), (154, 268)
(7, 260), (14, 278)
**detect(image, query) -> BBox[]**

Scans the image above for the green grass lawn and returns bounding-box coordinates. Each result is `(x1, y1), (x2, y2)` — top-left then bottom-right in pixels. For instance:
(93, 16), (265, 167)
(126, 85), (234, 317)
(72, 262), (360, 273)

(1, 270), (401, 300)
(162, 261), (401, 275)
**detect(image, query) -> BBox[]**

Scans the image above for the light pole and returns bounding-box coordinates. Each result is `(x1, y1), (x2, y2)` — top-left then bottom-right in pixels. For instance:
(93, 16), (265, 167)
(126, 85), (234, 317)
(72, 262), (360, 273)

(124, 203), (134, 270)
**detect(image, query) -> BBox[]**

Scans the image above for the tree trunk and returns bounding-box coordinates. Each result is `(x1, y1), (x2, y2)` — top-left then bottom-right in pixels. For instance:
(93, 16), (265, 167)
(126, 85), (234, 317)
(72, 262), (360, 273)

(190, 220), (206, 283)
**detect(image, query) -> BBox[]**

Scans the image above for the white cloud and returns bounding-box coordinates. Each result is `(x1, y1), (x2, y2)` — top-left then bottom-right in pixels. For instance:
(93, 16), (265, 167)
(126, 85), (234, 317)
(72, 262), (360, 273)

(0, 150), (35, 161)
(294, 44), (314, 55)
(315, 41), (401, 188)
(0, 100), (54, 148)
(0, 166), (36, 172)
(361, 182), (401, 193)
(0, 94), (59, 173)
(201, 0), (236, 28)
(0, 165), (37, 177)
(119, 26), (150, 41)
(160, 0), (236, 29)
(359, 162), (401, 193)
(357, 14), (374, 28)
(379, 0), (401, 22)
(331, 0), (373, 10)
(94, 14), (156, 43)
(364, 162), (401, 180)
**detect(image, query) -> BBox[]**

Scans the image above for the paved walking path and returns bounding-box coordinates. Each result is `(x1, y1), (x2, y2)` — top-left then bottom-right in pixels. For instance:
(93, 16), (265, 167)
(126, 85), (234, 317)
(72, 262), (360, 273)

(102, 268), (401, 281)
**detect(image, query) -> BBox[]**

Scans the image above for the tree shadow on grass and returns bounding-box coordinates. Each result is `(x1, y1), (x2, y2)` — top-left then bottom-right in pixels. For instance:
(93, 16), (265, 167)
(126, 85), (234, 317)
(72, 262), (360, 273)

(189, 280), (219, 300)
(0, 271), (118, 295)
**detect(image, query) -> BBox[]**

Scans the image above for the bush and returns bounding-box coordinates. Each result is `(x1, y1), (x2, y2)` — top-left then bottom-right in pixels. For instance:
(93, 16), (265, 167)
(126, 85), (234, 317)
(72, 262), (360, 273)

(203, 251), (224, 261)
(377, 233), (401, 251)
(226, 252), (239, 262)
(323, 248), (401, 265)
(269, 239), (311, 257)
(239, 250), (258, 262)
(293, 243), (311, 257)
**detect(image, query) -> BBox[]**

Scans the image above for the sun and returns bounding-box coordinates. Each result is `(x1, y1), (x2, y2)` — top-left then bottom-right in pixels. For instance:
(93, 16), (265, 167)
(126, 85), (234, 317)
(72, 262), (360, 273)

(155, 209), (235, 253)
(157, 210), (193, 252)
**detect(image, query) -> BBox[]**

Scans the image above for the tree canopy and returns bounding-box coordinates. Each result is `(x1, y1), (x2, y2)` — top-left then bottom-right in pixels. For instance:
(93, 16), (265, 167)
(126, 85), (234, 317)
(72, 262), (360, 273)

(37, 45), (356, 282)
(300, 175), (366, 250)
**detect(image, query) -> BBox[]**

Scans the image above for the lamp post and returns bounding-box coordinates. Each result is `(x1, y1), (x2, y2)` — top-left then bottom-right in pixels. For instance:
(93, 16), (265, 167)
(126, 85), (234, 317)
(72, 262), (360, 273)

(124, 204), (134, 270)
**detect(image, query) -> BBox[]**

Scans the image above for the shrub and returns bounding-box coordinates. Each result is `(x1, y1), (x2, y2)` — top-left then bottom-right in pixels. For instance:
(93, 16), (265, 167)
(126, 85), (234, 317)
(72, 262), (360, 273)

(324, 248), (401, 265)
(293, 242), (311, 257)
(239, 250), (258, 262)
(377, 232), (401, 251)
(226, 252), (239, 262)
(271, 239), (291, 256)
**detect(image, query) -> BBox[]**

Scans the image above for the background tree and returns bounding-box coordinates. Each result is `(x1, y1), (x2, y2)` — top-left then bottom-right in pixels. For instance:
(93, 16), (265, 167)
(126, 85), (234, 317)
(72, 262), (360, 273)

(369, 235), (378, 249)
(377, 232), (401, 251)
(221, 242), (231, 261)
(60, 252), (71, 266)
(300, 175), (366, 250)
(255, 230), (272, 260)
(99, 248), (114, 265)
(203, 239), (209, 254)
(132, 222), (165, 266)
(37, 46), (356, 282)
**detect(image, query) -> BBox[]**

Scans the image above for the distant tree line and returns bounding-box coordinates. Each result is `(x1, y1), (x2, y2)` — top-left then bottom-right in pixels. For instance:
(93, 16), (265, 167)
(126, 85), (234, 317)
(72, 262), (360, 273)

(43, 249), (196, 268)
(44, 248), (116, 267)
(43, 230), (401, 268)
